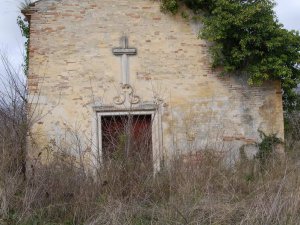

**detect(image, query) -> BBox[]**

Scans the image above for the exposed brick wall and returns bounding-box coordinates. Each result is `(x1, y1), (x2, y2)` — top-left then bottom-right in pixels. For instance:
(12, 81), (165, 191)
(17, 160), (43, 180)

(26, 0), (284, 162)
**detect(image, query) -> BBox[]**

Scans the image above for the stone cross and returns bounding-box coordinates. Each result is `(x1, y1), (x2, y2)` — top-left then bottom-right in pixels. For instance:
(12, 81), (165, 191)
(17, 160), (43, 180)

(112, 36), (137, 85)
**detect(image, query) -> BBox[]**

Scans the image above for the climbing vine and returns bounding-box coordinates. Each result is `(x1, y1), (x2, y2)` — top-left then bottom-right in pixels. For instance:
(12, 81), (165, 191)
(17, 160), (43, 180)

(17, 16), (30, 76)
(161, 0), (300, 111)
(255, 130), (282, 165)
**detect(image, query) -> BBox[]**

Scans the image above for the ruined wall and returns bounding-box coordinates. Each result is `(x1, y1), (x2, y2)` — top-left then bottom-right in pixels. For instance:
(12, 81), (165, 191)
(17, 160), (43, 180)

(26, 0), (284, 164)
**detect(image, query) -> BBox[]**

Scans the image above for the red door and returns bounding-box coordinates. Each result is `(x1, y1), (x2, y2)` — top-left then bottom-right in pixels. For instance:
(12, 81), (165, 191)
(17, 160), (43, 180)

(101, 115), (152, 167)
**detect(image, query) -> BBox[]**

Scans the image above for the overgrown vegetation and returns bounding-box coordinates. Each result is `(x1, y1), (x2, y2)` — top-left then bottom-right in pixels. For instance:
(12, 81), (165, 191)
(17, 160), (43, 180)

(1, 1), (298, 224)
(1, 127), (300, 224)
(0, 54), (28, 181)
(161, 0), (300, 111)
(17, 16), (29, 76)
(17, 0), (31, 76)
(255, 131), (282, 165)
(285, 112), (300, 156)
(0, 53), (300, 224)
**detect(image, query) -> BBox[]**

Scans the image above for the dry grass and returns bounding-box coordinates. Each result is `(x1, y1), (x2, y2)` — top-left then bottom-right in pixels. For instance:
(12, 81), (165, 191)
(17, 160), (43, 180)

(285, 112), (300, 157)
(1, 55), (300, 224)
(1, 139), (300, 224)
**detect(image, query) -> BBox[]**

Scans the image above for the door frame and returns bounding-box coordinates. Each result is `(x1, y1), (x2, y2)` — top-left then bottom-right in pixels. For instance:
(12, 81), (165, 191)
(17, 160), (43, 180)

(93, 107), (163, 171)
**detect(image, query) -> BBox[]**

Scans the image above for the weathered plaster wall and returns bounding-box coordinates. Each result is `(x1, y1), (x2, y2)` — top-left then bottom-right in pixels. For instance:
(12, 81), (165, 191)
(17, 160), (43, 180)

(27, 0), (284, 163)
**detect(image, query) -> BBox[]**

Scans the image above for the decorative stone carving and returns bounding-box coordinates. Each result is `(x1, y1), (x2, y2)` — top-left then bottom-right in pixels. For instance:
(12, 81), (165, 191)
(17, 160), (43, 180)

(113, 84), (141, 106)
(111, 36), (141, 107)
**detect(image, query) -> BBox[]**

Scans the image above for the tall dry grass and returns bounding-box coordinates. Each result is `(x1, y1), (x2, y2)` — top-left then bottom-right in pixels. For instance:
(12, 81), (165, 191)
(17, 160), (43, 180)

(1, 55), (300, 224)
(1, 141), (300, 225)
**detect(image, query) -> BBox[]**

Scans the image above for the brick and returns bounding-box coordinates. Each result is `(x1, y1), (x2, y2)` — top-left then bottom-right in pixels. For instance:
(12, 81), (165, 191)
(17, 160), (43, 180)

(27, 0), (284, 164)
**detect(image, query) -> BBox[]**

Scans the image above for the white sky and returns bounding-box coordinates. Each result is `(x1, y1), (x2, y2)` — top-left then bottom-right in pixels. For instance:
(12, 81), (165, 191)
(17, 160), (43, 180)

(0, 0), (299, 75)
(0, 0), (25, 74)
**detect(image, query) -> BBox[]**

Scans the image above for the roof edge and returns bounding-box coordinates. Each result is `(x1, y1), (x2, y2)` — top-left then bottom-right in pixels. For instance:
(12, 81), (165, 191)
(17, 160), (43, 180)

(20, 0), (45, 19)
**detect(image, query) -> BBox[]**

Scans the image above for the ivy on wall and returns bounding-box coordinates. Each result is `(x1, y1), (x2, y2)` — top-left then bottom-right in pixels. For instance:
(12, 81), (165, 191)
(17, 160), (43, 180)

(17, 16), (30, 76)
(161, 0), (300, 111)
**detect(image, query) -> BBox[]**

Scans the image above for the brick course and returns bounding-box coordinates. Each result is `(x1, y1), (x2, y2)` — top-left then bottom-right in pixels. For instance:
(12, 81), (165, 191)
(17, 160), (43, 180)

(26, 0), (284, 162)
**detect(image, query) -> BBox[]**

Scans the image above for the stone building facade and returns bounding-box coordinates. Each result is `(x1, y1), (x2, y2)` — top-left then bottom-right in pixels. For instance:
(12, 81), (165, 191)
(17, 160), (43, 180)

(24, 0), (284, 168)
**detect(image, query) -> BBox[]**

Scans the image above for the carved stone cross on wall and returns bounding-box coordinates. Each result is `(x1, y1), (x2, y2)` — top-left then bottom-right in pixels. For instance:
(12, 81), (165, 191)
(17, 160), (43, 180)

(113, 36), (137, 85)
(112, 36), (140, 106)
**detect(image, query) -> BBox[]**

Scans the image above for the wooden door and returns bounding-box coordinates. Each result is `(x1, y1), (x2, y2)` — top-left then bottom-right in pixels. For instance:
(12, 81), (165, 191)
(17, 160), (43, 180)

(101, 114), (152, 167)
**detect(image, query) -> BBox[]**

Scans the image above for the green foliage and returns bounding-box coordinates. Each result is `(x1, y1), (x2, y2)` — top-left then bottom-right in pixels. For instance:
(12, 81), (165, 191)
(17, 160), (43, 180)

(17, 16), (30, 76)
(284, 91), (300, 112)
(161, 0), (179, 14)
(181, 11), (189, 20)
(161, 0), (300, 111)
(255, 131), (282, 165)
